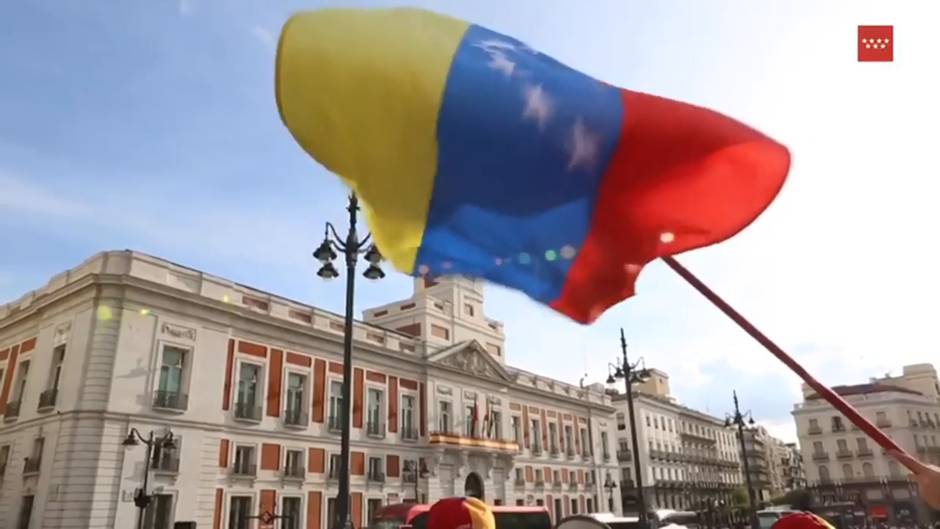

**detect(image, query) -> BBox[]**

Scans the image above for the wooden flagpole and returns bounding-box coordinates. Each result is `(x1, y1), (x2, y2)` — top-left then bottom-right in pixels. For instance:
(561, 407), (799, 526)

(661, 255), (916, 469)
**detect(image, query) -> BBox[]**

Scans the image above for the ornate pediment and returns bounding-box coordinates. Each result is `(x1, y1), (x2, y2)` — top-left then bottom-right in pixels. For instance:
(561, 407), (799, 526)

(430, 340), (511, 382)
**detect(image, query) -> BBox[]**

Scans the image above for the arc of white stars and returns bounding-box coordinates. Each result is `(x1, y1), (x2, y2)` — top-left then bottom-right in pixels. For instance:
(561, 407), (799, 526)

(567, 118), (601, 172)
(522, 84), (553, 130)
(487, 50), (515, 78)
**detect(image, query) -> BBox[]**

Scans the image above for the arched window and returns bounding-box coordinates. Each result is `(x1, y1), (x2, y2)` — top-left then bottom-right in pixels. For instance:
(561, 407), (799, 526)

(863, 462), (874, 478)
(842, 463), (854, 479)
(818, 465), (830, 483)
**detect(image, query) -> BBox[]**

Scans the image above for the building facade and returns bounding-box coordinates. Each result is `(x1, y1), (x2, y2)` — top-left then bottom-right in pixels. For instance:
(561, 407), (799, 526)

(792, 365), (940, 524)
(610, 371), (744, 514)
(0, 251), (621, 529)
(740, 426), (786, 502)
(780, 442), (806, 492)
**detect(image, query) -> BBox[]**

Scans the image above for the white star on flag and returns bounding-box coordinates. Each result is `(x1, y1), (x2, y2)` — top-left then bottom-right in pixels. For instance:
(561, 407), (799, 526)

(475, 39), (516, 52)
(522, 84), (553, 130)
(567, 118), (601, 172)
(487, 51), (515, 77)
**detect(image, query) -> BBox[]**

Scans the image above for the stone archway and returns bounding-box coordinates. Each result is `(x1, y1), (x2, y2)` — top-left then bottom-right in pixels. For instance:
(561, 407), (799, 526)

(465, 472), (485, 501)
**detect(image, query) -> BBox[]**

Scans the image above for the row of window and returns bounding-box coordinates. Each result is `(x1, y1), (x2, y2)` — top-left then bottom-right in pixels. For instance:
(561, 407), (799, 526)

(501, 415), (607, 455)
(226, 442), (420, 482)
(0, 437), (44, 480)
(815, 461), (901, 482)
(644, 413), (736, 446)
(147, 491), (388, 529)
(1, 343), (65, 421)
(807, 409), (940, 434)
(513, 466), (606, 487)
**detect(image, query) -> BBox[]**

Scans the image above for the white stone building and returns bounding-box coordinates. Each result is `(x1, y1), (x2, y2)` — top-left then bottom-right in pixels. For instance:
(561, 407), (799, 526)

(792, 365), (940, 524)
(0, 251), (621, 529)
(609, 371), (744, 514)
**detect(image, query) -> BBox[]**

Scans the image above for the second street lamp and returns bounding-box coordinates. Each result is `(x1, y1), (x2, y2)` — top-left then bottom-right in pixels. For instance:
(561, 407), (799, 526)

(607, 327), (650, 528)
(314, 193), (385, 529)
(724, 391), (759, 529)
(121, 428), (176, 529)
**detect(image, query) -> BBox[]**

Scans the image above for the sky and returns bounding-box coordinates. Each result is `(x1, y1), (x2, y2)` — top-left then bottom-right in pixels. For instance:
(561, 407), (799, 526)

(2, 0), (939, 444)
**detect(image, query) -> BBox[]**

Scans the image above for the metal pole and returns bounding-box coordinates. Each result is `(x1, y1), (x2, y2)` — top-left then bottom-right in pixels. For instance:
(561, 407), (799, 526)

(622, 328), (649, 529)
(137, 431), (154, 529)
(733, 392), (759, 529)
(334, 194), (359, 529)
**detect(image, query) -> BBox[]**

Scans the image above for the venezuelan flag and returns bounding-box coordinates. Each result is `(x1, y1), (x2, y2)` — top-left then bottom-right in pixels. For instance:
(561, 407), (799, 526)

(276, 8), (790, 324)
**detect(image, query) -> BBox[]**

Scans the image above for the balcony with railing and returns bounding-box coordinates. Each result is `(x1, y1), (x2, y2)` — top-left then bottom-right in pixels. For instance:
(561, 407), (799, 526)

(812, 452), (830, 462)
(153, 391), (188, 412)
(681, 431), (717, 444)
(366, 421), (386, 439)
(807, 426), (822, 435)
(328, 467), (339, 482)
(282, 464), (305, 481)
(549, 445), (560, 458)
(568, 482), (578, 491)
(283, 408), (308, 429)
(428, 432), (520, 454)
(514, 478), (526, 488)
(617, 449), (633, 462)
(38, 389), (58, 411)
(152, 455), (180, 475)
(401, 426), (419, 442)
(602, 450), (611, 462)
(403, 471), (417, 484)
(836, 450), (854, 460)
(531, 444), (543, 456)
(856, 447), (873, 458)
(534, 479), (545, 490)
(876, 418), (892, 428)
(582, 452), (593, 462)
(23, 457), (41, 475)
(4, 400), (21, 421)
(552, 481), (562, 492)
(234, 402), (262, 422)
(231, 462), (257, 478)
(566, 447), (576, 459)
(368, 471), (385, 484)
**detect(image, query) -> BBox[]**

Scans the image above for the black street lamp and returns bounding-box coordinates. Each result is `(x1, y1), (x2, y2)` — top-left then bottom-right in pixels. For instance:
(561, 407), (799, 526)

(724, 391), (759, 529)
(603, 473), (618, 512)
(121, 428), (176, 529)
(314, 193), (385, 529)
(606, 328), (651, 529)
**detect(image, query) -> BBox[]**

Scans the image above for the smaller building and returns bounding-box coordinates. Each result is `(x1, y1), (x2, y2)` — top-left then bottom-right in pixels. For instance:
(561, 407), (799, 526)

(609, 370), (744, 514)
(740, 426), (780, 503)
(792, 365), (940, 525)
(780, 442), (807, 492)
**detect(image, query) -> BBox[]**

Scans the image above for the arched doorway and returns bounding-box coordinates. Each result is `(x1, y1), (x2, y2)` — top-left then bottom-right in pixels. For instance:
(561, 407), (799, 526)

(465, 472), (485, 500)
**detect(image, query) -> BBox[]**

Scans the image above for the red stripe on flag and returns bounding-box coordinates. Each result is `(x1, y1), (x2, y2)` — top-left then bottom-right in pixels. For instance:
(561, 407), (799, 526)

(552, 89), (790, 323)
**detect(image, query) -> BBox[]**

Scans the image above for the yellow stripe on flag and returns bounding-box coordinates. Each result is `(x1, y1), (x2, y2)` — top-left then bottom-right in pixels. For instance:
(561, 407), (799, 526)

(276, 9), (469, 272)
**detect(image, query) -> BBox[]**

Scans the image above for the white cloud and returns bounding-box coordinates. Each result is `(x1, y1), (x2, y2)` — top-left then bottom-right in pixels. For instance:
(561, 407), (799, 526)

(250, 26), (277, 51)
(0, 171), (89, 218)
